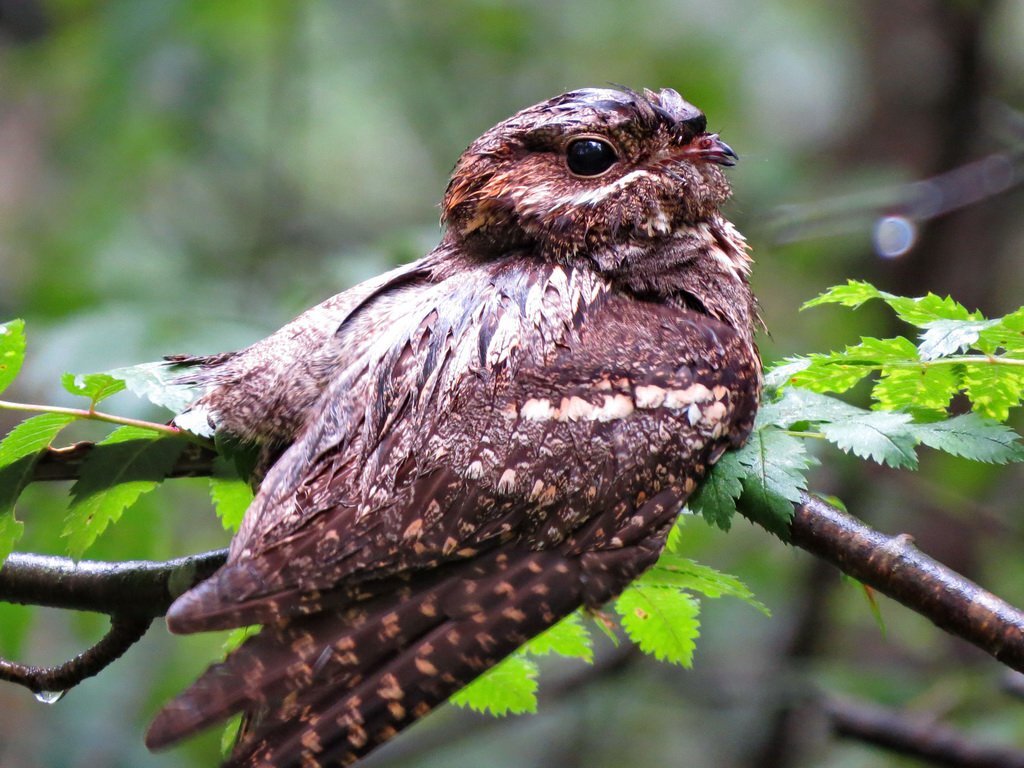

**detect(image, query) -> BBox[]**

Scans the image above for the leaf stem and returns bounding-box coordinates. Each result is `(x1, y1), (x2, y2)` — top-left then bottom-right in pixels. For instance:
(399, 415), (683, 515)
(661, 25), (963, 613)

(784, 430), (828, 440)
(0, 399), (208, 445)
(814, 355), (1024, 369)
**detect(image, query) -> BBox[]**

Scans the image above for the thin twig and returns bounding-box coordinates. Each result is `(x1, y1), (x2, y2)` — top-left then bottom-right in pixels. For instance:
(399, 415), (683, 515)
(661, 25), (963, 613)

(0, 398), (185, 438)
(825, 695), (1024, 768)
(0, 614), (152, 695)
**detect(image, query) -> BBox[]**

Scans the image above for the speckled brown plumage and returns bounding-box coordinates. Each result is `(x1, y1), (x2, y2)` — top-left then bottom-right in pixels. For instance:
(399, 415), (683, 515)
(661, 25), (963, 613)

(146, 87), (762, 767)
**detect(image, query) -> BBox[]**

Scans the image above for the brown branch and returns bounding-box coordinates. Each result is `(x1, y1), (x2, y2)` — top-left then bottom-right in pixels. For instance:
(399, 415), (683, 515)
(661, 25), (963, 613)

(825, 696), (1024, 768)
(32, 441), (218, 482)
(0, 548), (227, 698)
(0, 614), (151, 696)
(0, 549), (227, 617)
(786, 493), (1024, 673)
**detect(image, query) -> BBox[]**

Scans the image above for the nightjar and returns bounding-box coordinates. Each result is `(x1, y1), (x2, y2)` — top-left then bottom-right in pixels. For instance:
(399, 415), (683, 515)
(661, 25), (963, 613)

(146, 86), (761, 767)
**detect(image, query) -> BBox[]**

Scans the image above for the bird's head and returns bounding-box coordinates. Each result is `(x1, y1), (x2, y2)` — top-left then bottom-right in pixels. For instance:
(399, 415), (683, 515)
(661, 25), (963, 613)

(442, 87), (738, 261)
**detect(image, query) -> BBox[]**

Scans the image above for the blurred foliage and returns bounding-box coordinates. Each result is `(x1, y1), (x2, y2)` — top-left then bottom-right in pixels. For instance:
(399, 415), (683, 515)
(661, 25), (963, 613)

(1, 1), (1023, 767)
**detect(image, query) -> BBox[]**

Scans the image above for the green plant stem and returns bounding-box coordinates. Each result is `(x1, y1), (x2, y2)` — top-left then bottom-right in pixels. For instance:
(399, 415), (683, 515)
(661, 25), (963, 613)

(0, 398), (205, 444)
(784, 430), (828, 440)
(815, 355), (1024, 369)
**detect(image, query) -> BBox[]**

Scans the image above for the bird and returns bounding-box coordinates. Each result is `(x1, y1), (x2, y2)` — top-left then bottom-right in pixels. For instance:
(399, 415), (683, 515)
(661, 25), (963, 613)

(145, 86), (762, 767)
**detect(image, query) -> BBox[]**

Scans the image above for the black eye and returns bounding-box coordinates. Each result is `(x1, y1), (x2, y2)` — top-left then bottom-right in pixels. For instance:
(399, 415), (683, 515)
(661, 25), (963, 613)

(566, 138), (618, 176)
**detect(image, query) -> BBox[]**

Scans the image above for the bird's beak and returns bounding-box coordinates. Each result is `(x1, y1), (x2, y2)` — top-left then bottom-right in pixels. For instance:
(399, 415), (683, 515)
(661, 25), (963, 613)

(678, 134), (739, 167)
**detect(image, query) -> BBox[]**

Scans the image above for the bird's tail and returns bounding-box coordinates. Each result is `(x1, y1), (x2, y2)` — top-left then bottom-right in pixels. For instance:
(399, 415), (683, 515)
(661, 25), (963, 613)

(147, 548), (582, 768)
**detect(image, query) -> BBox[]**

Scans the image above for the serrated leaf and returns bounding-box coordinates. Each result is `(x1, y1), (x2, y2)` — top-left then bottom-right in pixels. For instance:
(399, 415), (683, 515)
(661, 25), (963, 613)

(735, 428), (814, 506)
(0, 319), (26, 395)
(963, 364), (1024, 422)
(61, 372), (126, 405)
(0, 412), (78, 470)
(0, 413), (78, 564)
(524, 613), (593, 662)
(734, 428), (814, 538)
(801, 280), (883, 310)
(615, 585), (700, 667)
(873, 364), (959, 413)
(209, 457), (253, 533)
(917, 319), (998, 361)
(838, 336), (919, 364)
(756, 387), (864, 430)
(643, 553), (770, 616)
(763, 358), (811, 390)
(106, 361), (199, 413)
(911, 414), (1024, 463)
(977, 308), (1024, 354)
(62, 426), (187, 558)
(666, 517), (686, 552)
(688, 450), (743, 531)
(450, 655), (538, 715)
(886, 293), (976, 327)
(820, 411), (918, 469)
(786, 358), (868, 394)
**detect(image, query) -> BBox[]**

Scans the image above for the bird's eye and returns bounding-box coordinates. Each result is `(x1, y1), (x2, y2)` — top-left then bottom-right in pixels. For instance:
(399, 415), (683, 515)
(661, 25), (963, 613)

(565, 138), (618, 177)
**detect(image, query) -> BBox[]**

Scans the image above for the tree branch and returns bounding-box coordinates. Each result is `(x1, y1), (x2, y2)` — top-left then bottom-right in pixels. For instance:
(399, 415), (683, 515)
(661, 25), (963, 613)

(0, 549), (227, 617)
(0, 548), (227, 697)
(786, 493), (1024, 673)
(32, 441), (218, 483)
(825, 695), (1024, 768)
(0, 614), (151, 696)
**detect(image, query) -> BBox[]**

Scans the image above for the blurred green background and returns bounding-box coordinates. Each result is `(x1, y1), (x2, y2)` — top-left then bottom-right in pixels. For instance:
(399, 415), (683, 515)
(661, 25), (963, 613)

(1, 1), (1023, 766)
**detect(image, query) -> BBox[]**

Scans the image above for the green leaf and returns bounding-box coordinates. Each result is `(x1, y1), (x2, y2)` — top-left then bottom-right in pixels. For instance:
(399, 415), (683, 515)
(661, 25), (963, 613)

(820, 411), (918, 469)
(0, 513), (24, 569)
(615, 584), (700, 667)
(643, 553), (770, 616)
(910, 414), (1024, 463)
(524, 613), (593, 662)
(0, 319), (26, 395)
(872, 364), (958, 413)
(734, 428), (814, 536)
(977, 308), (1024, 354)
(801, 280), (883, 310)
(886, 293), (975, 327)
(763, 358), (810, 390)
(962, 365), (1024, 422)
(106, 361), (199, 414)
(209, 457), (254, 533)
(220, 716), (243, 759)
(785, 357), (867, 394)
(688, 450), (744, 531)
(757, 387), (863, 430)
(917, 318), (999, 361)
(0, 412), (78, 470)
(61, 372), (127, 405)
(0, 413), (78, 564)
(450, 655), (538, 715)
(62, 426), (187, 558)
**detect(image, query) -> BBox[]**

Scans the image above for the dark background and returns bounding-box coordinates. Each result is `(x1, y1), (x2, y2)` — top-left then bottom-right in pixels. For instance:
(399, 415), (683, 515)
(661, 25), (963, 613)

(1, 2), (1023, 766)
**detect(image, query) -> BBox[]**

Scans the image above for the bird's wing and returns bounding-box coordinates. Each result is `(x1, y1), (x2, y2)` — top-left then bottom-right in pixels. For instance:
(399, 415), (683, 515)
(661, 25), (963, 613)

(147, 256), (759, 766)
(164, 256), (758, 634)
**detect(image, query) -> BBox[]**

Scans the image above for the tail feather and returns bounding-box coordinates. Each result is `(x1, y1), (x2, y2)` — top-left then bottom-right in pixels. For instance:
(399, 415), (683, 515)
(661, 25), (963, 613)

(149, 548), (583, 767)
(227, 551), (582, 768)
